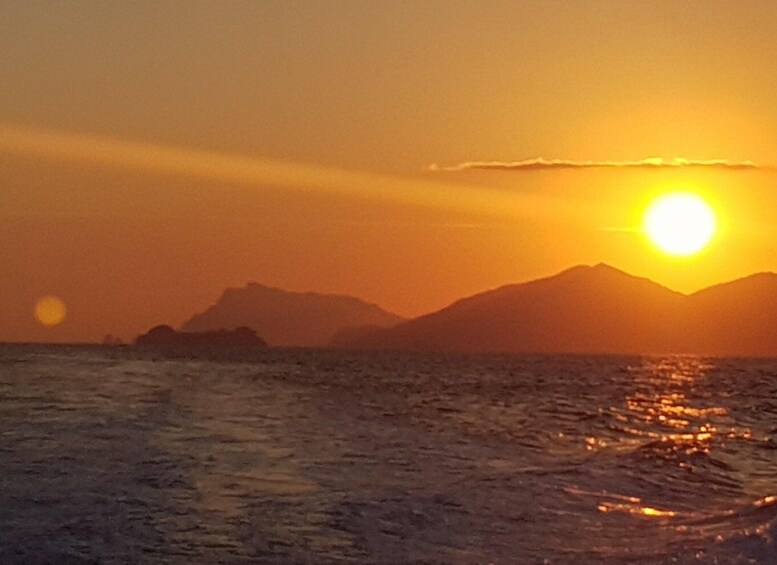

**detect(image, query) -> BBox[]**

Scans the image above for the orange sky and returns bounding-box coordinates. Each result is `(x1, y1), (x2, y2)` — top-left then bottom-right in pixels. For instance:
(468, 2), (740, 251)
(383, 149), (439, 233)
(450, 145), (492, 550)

(2, 1), (777, 343)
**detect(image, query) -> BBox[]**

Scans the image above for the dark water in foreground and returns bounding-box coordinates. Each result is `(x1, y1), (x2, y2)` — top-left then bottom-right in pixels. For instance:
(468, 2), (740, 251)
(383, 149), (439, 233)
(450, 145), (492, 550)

(2, 346), (777, 564)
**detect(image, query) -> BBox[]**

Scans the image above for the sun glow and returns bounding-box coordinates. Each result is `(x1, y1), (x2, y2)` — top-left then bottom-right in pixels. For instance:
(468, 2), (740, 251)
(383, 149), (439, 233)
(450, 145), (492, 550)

(643, 192), (717, 256)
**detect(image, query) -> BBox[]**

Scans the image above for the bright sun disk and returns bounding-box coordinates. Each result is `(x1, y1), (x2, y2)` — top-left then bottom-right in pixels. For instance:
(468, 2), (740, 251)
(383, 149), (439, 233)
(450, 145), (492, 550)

(643, 192), (717, 256)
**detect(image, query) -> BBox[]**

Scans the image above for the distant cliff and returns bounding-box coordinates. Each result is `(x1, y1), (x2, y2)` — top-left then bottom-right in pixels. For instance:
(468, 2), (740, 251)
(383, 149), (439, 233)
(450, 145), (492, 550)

(333, 264), (777, 357)
(135, 325), (266, 348)
(180, 283), (405, 347)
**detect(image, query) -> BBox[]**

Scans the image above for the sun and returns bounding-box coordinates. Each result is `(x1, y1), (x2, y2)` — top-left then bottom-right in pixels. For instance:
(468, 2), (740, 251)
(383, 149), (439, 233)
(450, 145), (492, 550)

(643, 192), (717, 256)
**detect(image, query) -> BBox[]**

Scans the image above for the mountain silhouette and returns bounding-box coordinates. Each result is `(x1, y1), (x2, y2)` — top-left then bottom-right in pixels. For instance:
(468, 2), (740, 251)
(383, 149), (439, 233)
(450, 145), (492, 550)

(684, 272), (777, 357)
(333, 264), (777, 356)
(180, 283), (405, 347)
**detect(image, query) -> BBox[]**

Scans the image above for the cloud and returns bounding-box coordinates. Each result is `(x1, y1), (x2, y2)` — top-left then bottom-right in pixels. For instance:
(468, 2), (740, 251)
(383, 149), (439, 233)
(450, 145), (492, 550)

(430, 157), (766, 172)
(0, 123), (595, 222)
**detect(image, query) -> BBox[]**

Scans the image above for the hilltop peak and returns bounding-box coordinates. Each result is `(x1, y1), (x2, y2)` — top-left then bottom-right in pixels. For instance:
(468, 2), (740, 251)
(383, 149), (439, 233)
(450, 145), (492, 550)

(556, 262), (626, 273)
(592, 262), (621, 272)
(553, 263), (639, 282)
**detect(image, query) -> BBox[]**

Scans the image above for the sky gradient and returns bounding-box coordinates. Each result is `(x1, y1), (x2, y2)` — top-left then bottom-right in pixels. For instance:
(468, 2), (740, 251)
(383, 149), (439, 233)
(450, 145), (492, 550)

(3, 1), (777, 342)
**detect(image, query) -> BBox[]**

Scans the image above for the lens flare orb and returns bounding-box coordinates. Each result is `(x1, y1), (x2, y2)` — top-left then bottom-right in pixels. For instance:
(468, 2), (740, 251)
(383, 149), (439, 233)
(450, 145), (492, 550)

(34, 296), (67, 327)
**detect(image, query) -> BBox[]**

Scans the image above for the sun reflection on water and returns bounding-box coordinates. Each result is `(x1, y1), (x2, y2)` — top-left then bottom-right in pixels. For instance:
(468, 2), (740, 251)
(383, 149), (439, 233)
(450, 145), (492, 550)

(614, 356), (751, 450)
(597, 500), (678, 518)
(573, 355), (777, 553)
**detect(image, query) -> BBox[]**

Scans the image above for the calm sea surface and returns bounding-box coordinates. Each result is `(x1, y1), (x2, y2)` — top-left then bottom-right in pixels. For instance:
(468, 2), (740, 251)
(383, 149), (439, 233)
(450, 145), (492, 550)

(2, 345), (777, 564)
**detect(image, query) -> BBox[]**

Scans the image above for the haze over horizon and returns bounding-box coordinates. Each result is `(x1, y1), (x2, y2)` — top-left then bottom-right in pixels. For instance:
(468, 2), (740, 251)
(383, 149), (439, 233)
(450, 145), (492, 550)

(4, 1), (777, 343)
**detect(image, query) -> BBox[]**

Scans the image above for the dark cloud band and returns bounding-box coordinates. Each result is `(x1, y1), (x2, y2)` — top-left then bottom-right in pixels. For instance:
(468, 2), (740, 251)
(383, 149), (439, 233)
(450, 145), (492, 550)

(430, 157), (765, 172)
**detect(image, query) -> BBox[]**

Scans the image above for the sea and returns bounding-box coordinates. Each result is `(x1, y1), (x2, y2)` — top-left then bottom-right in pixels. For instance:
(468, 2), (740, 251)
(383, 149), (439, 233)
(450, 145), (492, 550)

(2, 345), (777, 564)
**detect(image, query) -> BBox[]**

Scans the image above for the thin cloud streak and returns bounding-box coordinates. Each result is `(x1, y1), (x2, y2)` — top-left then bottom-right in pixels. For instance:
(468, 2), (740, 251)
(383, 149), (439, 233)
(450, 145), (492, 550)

(431, 157), (769, 172)
(0, 123), (598, 223)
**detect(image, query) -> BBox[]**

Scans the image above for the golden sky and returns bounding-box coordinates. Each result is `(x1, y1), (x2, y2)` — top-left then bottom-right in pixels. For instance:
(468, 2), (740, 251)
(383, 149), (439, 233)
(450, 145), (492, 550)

(3, 1), (777, 342)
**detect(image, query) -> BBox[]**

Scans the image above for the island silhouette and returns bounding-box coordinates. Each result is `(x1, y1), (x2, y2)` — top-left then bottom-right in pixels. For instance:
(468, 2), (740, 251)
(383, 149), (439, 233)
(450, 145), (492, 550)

(135, 325), (266, 348)
(180, 282), (405, 347)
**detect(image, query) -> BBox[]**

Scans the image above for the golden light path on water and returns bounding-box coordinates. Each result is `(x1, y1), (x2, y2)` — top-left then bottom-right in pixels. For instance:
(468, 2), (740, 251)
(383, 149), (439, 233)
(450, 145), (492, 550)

(569, 355), (776, 551)
(546, 355), (777, 565)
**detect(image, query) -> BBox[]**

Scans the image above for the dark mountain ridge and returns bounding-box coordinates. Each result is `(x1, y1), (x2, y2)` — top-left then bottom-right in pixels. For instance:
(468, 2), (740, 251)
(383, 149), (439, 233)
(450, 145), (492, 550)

(683, 272), (777, 357)
(334, 264), (777, 356)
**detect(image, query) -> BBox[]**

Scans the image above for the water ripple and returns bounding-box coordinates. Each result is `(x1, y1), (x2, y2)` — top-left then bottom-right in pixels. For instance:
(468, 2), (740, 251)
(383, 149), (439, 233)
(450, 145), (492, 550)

(2, 345), (777, 563)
